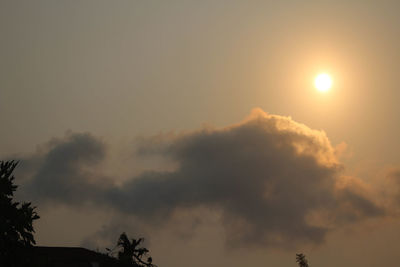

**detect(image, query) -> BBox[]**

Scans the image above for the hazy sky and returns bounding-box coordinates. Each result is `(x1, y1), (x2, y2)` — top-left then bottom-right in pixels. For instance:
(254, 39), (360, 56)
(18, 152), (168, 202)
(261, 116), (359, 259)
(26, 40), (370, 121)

(2, 1), (400, 266)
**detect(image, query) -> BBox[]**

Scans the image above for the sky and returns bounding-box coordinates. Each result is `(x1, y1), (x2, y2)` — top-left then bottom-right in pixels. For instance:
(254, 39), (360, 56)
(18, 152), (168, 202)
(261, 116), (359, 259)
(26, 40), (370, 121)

(1, 1), (400, 266)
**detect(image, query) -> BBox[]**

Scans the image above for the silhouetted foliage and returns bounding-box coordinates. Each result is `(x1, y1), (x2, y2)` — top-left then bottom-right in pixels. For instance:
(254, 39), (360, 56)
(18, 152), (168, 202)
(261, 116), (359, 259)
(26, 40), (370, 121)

(0, 160), (40, 266)
(108, 232), (155, 267)
(296, 253), (309, 267)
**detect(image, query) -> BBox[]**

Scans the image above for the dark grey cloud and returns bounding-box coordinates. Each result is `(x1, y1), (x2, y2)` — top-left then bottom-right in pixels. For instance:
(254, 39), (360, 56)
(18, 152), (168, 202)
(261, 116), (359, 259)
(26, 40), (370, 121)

(16, 110), (385, 249)
(19, 132), (109, 205)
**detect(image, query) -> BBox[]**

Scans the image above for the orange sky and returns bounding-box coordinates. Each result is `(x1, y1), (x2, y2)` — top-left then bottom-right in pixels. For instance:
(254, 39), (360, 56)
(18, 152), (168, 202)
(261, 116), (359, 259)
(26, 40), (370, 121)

(2, 1), (400, 266)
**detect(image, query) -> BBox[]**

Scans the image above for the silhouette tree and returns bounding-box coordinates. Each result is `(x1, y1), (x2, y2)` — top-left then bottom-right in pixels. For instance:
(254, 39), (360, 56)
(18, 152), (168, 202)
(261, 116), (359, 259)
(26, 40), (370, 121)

(296, 253), (309, 267)
(0, 160), (40, 266)
(109, 232), (155, 267)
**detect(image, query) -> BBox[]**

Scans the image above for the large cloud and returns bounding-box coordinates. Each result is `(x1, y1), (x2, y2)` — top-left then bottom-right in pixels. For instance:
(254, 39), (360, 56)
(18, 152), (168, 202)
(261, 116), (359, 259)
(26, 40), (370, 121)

(16, 109), (384, 248)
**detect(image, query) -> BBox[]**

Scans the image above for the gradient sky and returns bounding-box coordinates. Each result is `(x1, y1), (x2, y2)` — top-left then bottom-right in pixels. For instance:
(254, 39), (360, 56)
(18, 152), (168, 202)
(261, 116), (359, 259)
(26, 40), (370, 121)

(2, 1), (400, 267)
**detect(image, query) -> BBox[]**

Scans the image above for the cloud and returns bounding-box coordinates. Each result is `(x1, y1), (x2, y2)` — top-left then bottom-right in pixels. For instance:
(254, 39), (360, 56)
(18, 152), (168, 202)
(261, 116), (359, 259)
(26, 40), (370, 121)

(16, 109), (385, 249)
(19, 132), (110, 205)
(377, 168), (400, 215)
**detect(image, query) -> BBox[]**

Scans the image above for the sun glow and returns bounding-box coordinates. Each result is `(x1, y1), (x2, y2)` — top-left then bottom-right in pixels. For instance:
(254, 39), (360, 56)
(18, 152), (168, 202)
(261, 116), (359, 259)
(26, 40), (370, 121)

(314, 73), (332, 92)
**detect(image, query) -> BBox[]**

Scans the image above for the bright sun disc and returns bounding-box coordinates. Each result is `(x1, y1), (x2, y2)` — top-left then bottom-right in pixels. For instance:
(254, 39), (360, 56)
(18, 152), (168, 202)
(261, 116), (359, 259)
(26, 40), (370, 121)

(314, 73), (332, 92)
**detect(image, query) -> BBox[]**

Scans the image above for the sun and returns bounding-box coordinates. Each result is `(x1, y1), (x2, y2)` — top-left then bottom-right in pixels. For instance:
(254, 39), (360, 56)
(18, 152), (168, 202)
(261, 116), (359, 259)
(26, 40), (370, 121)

(314, 73), (332, 92)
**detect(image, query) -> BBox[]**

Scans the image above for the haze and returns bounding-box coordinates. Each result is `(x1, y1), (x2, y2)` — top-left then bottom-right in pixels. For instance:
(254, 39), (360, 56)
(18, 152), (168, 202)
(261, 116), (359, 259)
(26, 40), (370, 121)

(2, 1), (400, 267)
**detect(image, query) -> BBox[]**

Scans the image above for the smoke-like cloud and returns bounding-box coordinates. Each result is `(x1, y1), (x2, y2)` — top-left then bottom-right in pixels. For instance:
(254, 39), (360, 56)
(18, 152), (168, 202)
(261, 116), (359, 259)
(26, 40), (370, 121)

(16, 109), (385, 249)
(19, 133), (110, 204)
